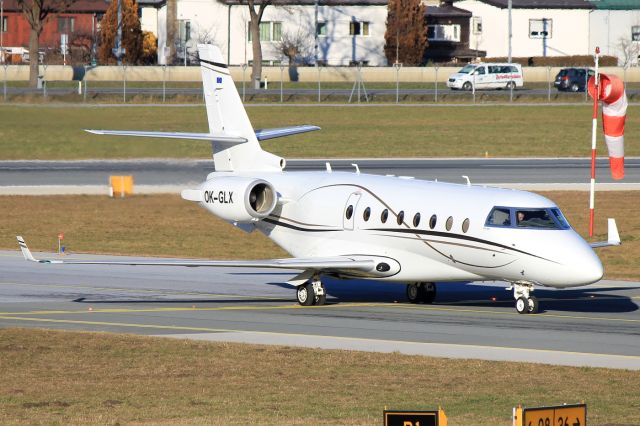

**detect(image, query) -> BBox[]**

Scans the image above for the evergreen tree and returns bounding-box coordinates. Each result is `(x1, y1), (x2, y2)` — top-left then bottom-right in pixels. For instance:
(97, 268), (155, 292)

(384, 0), (428, 66)
(98, 0), (143, 65)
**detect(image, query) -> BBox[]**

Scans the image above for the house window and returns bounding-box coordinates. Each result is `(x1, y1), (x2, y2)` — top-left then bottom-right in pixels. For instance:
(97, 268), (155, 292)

(427, 24), (460, 42)
(57, 16), (75, 33)
(317, 22), (327, 37)
(349, 21), (369, 36)
(472, 17), (482, 35)
(179, 20), (191, 43)
(1, 16), (7, 33)
(248, 21), (282, 42)
(632, 26), (640, 42)
(529, 18), (552, 39)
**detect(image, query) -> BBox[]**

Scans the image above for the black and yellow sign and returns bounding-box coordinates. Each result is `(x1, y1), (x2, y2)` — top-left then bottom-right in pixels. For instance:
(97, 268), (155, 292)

(514, 403), (586, 426)
(384, 408), (447, 426)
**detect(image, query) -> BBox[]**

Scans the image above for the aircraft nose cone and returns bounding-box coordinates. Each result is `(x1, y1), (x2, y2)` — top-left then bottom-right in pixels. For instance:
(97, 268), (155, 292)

(574, 252), (604, 285)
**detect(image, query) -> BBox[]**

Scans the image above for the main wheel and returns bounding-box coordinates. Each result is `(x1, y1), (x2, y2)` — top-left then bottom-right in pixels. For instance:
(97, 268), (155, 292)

(315, 294), (327, 306)
(296, 283), (315, 306)
(527, 296), (539, 314)
(462, 82), (472, 91)
(506, 81), (516, 90)
(406, 283), (421, 303)
(515, 297), (528, 314)
(422, 282), (436, 304)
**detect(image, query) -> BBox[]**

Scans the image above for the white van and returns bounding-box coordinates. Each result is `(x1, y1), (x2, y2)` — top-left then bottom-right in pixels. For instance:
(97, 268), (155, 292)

(447, 63), (524, 91)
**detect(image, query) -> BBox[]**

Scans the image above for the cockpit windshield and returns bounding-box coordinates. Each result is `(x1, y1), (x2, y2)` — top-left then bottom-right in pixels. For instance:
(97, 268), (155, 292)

(486, 207), (571, 230)
(459, 64), (476, 74)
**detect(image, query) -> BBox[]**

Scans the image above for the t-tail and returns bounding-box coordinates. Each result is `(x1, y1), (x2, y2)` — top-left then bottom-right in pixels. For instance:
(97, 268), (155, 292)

(84, 44), (320, 173)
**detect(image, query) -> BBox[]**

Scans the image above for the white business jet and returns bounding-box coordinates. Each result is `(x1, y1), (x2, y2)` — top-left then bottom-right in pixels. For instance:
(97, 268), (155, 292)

(17, 44), (621, 314)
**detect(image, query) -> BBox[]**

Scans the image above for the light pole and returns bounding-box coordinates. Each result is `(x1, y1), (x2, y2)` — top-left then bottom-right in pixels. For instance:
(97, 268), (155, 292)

(507, 0), (512, 63)
(1, 0), (4, 64)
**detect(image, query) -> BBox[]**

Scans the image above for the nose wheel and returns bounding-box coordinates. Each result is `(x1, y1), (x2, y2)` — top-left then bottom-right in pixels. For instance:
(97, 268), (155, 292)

(511, 283), (539, 314)
(296, 276), (326, 306)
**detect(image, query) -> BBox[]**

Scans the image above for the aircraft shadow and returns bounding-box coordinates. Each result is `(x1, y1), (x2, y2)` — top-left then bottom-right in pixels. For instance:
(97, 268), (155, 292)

(71, 297), (293, 305)
(320, 279), (639, 314)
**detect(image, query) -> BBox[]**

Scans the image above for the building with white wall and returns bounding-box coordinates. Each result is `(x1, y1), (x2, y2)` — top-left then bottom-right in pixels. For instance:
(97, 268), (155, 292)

(140, 0), (389, 66)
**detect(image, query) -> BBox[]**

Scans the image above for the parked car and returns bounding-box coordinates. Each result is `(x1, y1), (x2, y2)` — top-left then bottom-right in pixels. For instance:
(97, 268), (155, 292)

(447, 63), (524, 91)
(554, 68), (595, 92)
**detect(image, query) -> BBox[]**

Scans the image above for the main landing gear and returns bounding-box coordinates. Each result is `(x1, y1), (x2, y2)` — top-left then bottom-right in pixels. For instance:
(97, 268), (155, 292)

(406, 282), (437, 304)
(296, 276), (326, 306)
(510, 282), (539, 314)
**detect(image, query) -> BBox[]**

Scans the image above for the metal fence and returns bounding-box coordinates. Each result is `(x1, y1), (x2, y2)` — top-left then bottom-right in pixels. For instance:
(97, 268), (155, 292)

(2, 63), (638, 104)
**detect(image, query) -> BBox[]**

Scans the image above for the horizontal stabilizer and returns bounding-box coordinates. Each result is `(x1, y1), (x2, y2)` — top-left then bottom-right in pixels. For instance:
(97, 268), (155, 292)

(255, 125), (321, 141)
(590, 218), (622, 248)
(85, 129), (247, 145)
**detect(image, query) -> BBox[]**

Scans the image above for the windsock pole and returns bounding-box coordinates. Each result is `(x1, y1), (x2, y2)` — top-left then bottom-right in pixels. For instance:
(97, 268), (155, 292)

(589, 47), (600, 237)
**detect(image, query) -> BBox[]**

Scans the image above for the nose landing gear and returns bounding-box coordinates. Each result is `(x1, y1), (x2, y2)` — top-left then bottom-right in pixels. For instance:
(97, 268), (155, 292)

(296, 275), (326, 306)
(510, 282), (539, 314)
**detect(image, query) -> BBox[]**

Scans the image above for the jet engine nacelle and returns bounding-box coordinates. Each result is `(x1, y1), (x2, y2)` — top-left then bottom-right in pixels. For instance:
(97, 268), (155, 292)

(199, 177), (278, 222)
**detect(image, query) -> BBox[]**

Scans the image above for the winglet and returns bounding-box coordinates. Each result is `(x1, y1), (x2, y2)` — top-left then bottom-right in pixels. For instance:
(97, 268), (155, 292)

(16, 236), (37, 262)
(607, 218), (621, 245)
(590, 218), (621, 248)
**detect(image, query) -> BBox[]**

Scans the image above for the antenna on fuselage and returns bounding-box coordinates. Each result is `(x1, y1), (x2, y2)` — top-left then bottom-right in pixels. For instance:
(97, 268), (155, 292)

(351, 163), (360, 175)
(462, 175), (471, 186)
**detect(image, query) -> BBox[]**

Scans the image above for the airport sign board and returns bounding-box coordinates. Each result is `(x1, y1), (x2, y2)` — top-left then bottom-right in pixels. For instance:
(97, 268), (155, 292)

(514, 403), (586, 426)
(384, 408), (447, 426)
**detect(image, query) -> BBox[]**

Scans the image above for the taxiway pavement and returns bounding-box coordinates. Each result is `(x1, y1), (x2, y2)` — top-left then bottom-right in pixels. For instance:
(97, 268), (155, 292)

(1, 250), (638, 370)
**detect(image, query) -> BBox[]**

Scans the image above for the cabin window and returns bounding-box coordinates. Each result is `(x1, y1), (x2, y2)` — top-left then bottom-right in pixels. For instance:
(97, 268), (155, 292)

(381, 209), (388, 223)
(363, 207), (371, 221)
(397, 210), (404, 225)
(429, 214), (437, 229)
(345, 205), (353, 220)
(462, 218), (470, 233)
(486, 207), (511, 227)
(413, 213), (421, 227)
(445, 216), (453, 231)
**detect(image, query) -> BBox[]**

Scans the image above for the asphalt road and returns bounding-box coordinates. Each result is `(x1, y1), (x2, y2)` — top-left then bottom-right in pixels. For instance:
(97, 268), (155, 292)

(1, 250), (639, 369)
(2, 158), (639, 187)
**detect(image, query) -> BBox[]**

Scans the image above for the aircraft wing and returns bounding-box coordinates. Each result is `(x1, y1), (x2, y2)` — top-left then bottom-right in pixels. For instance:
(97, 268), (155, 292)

(17, 236), (374, 271)
(590, 218), (622, 248)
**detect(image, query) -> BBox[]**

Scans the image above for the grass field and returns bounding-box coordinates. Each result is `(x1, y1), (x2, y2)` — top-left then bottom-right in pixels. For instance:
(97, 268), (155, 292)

(1, 328), (639, 425)
(1, 104), (638, 159)
(1, 192), (638, 279)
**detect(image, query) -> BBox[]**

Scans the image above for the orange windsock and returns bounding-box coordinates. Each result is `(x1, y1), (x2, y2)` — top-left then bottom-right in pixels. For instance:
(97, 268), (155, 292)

(588, 74), (627, 180)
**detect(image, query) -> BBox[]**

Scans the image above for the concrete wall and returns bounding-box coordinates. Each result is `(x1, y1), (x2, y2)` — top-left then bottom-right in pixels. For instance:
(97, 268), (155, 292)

(3, 65), (639, 83)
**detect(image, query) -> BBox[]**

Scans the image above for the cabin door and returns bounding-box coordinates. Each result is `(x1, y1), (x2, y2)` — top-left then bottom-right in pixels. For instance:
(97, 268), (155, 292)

(343, 192), (361, 230)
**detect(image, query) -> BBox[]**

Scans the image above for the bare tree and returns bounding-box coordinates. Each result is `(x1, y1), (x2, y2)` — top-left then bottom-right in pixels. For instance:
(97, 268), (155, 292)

(276, 28), (313, 65)
(166, 0), (178, 64)
(16, 0), (72, 87)
(617, 36), (640, 67)
(246, 0), (271, 89)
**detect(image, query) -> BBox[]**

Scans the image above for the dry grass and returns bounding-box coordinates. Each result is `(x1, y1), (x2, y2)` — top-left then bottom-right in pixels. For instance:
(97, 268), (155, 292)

(1, 192), (639, 279)
(0, 328), (639, 425)
(1, 104), (639, 159)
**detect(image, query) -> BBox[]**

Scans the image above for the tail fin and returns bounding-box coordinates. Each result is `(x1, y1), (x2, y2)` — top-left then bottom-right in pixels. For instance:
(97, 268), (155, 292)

(198, 44), (285, 172)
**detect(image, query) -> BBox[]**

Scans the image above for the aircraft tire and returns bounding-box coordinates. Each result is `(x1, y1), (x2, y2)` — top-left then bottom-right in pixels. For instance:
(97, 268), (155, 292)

(527, 296), (539, 314)
(406, 283), (421, 304)
(515, 297), (529, 314)
(422, 282), (436, 304)
(297, 283), (315, 306)
(315, 294), (327, 306)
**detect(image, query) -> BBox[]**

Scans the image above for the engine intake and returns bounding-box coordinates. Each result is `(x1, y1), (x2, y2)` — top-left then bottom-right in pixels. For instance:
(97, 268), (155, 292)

(200, 177), (277, 222)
